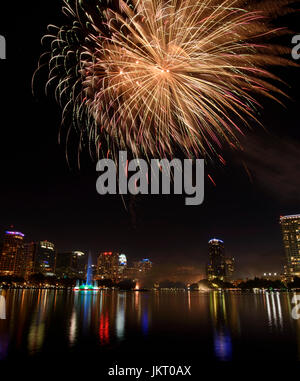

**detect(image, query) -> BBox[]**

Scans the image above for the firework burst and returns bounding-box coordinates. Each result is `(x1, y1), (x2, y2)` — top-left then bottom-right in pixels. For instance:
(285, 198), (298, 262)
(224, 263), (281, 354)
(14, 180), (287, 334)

(36, 0), (295, 163)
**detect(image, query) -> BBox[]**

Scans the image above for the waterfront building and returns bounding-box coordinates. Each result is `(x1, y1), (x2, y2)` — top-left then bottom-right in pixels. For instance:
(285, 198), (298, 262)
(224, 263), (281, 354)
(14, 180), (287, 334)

(0, 230), (25, 276)
(22, 242), (36, 279)
(134, 258), (153, 273)
(224, 257), (235, 281)
(56, 251), (86, 278)
(33, 241), (56, 275)
(96, 251), (120, 280)
(76, 251), (87, 278)
(280, 214), (300, 278)
(206, 238), (226, 281)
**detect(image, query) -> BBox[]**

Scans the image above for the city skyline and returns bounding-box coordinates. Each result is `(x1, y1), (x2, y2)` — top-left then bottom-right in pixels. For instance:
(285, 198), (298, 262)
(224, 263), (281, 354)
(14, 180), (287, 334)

(1, 212), (298, 282)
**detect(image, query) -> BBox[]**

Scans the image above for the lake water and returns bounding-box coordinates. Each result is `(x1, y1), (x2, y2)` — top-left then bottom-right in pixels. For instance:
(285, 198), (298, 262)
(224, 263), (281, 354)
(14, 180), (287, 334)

(0, 289), (300, 375)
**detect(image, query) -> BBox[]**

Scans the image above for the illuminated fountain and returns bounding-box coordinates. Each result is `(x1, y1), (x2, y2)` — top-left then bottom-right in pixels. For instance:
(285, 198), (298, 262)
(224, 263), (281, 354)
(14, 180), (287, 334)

(74, 252), (99, 291)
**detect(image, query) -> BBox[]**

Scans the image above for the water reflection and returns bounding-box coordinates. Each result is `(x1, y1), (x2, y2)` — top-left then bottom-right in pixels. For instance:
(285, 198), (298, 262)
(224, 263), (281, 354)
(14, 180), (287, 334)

(0, 290), (300, 361)
(265, 292), (283, 330)
(99, 312), (109, 344)
(210, 291), (232, 361)
(116, 293), (125, 340)
(0, 293), (6, 320)
(69, 309), (77, 346)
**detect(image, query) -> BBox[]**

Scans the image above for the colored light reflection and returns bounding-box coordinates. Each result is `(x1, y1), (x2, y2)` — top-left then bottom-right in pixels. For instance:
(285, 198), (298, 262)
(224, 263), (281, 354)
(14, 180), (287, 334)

(214, 330), (232, 361)
(99, 313), (109, 344)
(142, 310), (149, 335)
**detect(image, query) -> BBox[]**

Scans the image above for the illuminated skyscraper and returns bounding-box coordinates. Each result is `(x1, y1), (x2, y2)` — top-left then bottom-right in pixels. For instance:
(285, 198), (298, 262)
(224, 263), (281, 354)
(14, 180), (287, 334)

(224, 257), (235, 281)
(119, 254), (127, 267)
(118, 253), (128, 279)
(134, 258), (153, 273)
(23, 242), (36, 279)
(280, 214), (300, 278)
(0, 230), (25, 276)
(75, 251), (87, 278)
(207, 238), (226, 281)
(33, 241), (56, 275)
(97, 251), (120, 280)
(56, 251), (86, 278)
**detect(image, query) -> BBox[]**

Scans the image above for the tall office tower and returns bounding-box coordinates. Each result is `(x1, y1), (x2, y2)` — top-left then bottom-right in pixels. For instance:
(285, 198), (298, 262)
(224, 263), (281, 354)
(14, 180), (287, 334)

(134, 258), (153, 273)
(56, 251), (86, 278)
(75, 251), (87, 278)
(97, 251), (120, 280)
(33, 241), (56, 275)
(224, 257), (235, 281)
(119, 254), (127, 267)
(22, 242), (36, 279)
(0, 230), (25, 276)
(118, 253), (127, 279)
(206, 238), (226, 281)
(280, 214), (300, 278)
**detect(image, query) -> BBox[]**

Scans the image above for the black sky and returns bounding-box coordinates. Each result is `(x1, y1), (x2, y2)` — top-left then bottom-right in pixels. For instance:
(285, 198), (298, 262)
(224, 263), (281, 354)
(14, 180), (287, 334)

(0, 0), (299, 279)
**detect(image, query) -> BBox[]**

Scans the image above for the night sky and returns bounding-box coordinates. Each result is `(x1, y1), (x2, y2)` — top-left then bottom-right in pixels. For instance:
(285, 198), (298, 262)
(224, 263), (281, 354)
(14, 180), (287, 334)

(0, 1), (299, 280)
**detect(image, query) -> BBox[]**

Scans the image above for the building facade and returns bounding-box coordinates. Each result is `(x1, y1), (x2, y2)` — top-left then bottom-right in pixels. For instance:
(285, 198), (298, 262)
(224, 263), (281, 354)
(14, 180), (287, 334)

(96, 251), (120, 280)
(0, 230), (25, 276)
(134, 258), (153, 273)
(56, 251), (86, 278)
(224, 257), (235, 281)
(206, 239), (234, 282)
(33, 241), (56, 275)
(280, 214), (300, 278)
(207, 238), (226, 281)
(23, 242), (36, 279)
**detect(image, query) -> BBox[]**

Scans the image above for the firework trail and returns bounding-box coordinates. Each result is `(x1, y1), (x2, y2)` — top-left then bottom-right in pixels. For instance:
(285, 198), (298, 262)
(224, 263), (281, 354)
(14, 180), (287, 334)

(35, 0), (295, 163)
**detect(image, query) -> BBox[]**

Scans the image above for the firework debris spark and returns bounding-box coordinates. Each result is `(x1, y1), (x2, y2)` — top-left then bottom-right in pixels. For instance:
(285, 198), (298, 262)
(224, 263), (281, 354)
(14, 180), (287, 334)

(35, 0), (296, 163)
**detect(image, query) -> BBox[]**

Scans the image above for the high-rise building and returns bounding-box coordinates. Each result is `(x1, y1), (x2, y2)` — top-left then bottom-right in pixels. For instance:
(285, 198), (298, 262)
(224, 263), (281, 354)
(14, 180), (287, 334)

(206, 238), (226, 281)
(134, 258), (153, 273)
(118, 253), (128, 278)
(75, 251), (87, 278)
(119, 254), (127, 267)
(96, 251), (120, 280)
(280, 214), (300, 278)
(224, 257), (234, 281)
(56, 251), (86, 278)
(33, 241), (56, 275)
(0, 230), (25, 276)
(23, 242), (36, 279)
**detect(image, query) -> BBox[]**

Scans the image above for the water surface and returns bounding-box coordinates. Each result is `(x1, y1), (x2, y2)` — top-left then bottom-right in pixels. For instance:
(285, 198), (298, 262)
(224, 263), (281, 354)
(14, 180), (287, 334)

(0, 289), (300, 367)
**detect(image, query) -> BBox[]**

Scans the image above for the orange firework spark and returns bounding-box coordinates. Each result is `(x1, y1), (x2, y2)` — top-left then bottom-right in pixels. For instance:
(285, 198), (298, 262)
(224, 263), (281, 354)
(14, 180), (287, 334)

(36, 0), (295, 163)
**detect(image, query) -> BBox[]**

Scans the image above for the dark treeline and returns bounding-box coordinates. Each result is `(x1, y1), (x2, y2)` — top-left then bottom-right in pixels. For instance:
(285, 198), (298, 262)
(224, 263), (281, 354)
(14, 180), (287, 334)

(1, 274), (300, 290)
